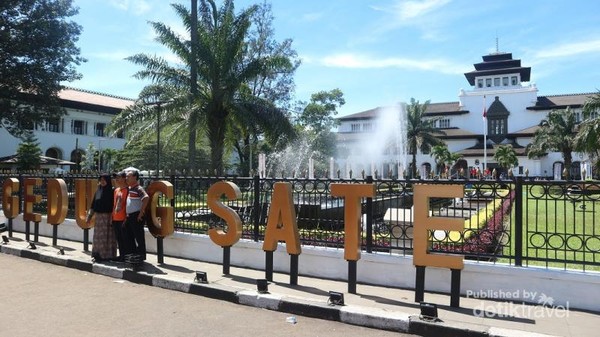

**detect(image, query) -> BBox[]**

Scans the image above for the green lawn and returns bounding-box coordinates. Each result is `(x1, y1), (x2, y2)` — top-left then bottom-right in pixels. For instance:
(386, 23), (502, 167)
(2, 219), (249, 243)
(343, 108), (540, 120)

(501, 185), (600, 271)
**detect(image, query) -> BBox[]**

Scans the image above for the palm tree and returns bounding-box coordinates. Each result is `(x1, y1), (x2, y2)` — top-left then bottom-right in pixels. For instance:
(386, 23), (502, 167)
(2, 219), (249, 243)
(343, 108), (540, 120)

(528, 107), (577, 179)
(229, 2), (300, 176)
(446, 151), (463, 177)
(111, 0), (295, 175)
(195, 0), (296, 175)
(575, 91), (600, 177)
(406, 98), (444, 178)
(430, 144), (449, 175)
(494, 144), (518, 175)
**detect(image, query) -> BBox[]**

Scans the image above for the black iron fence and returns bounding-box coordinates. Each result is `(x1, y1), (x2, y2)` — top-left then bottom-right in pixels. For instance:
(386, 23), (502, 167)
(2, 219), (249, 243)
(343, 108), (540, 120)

(1, 173), (599, 271)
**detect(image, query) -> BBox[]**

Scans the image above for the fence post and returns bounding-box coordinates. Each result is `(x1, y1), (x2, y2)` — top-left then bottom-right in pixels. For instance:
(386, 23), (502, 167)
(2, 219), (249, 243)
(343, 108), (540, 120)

(365, 175), (373, 253)
(253, 174), (260, 242)
(514, 177), (523, 266)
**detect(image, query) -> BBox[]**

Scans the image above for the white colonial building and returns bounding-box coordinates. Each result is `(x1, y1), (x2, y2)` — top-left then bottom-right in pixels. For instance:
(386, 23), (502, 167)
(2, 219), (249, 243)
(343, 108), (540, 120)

(336, 51), (595, 180)
(0, 88), (133, 172)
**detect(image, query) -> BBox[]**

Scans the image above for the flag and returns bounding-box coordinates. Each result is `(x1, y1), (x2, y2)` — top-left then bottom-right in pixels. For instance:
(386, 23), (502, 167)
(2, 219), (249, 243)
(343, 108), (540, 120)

(482, 95), (487, 119)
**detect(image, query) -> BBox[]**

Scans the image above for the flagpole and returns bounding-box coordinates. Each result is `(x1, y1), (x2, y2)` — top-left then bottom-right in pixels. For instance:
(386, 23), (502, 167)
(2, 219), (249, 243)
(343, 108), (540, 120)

(483, 95), (487, 177)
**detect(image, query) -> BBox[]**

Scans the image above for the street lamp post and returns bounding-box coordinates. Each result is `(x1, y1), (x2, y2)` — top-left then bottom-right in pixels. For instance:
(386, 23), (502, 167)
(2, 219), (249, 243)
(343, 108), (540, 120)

(156, 102), (161, 178)
(98, 138), (108, 172)
(140, 91), (172, 178)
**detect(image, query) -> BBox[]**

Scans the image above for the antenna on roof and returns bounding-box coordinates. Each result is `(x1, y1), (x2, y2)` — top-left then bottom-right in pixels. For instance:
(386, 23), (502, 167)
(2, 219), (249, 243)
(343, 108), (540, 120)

(495, 31), (499, 53)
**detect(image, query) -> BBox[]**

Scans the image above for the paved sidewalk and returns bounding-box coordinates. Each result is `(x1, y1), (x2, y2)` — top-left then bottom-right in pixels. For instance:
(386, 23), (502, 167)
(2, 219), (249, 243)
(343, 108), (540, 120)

(1, 231), (598, 337)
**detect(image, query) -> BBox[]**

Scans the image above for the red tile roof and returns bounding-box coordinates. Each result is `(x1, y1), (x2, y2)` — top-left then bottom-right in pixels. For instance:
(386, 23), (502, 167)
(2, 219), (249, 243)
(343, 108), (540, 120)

(59, 87), (135, 110)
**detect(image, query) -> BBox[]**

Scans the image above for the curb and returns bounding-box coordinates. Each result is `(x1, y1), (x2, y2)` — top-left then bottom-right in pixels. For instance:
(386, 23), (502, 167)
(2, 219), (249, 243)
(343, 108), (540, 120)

(0, 244), (558, 337)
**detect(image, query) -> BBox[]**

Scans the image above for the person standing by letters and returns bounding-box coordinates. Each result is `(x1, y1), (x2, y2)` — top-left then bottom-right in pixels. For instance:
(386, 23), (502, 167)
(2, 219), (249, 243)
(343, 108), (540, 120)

(87, 173), (117, 262)
(112, 171), (128, 261)
(123, 170), (149, 260)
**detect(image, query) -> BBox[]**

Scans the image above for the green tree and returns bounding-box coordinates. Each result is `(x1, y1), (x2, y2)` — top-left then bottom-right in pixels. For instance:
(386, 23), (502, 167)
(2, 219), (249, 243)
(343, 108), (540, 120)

(100, 148), (119, 173)
(79, 142), (97, 172)
(115, 0), (294, 175)
(430, 144), (461, 176)
(197, 0), (296, 175)
(528, 108), (577, 179)
(575, 91), (600, 177)
(16, 134), (42, 171)
(0, 0), (84, 137)
(230, 1), (300, 176)
(430, 144), (449, 174)
(406, 98), (444, 178)
(494, 144), (518, 173)
(295, 89), (345, 172)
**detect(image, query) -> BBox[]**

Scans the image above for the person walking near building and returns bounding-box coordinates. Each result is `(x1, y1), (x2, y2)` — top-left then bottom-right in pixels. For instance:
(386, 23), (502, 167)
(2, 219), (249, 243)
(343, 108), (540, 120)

(123, 170), (149, 260)
(112, 171), (128, 261)
(87, 173), (117, 262)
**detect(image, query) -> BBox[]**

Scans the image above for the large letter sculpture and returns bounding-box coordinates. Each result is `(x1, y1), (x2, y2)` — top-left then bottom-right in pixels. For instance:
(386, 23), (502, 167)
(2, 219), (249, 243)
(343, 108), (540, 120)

(23, 178), (42, 242)
(207, 181), (243, 247)
(413, 184), (465, 307)
(46, 178), (68, 246)
(262, 182), (301, 284)
(2, 178), (19, 236)
(146, 181), (175, 238)
(46, 179), (68, 225)
(74, 179), (97, 229)
(330, 183), (376, 293)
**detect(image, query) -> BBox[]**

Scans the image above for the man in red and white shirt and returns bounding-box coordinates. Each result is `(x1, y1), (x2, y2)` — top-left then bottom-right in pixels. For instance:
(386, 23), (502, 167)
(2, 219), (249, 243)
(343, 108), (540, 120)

(123, 170), (149, 260)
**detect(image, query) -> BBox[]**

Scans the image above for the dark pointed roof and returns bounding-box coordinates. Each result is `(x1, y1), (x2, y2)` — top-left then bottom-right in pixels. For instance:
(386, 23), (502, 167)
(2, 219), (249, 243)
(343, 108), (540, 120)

(487, 96), (510, 117)
(464, 52), (531, 86)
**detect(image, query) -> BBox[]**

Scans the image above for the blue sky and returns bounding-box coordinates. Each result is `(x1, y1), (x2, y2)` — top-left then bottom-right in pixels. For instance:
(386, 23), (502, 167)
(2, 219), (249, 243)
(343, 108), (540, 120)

(69, 0), (600, 117)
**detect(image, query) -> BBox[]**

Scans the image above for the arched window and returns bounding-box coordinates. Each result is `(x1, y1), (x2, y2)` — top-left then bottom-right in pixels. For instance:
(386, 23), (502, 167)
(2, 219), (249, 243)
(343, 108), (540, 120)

(71, 149), (84, 166)
(553, 162), (563, 180)
(455, 159), (468, 177)
(571, 161), (581, 180)
(45, 147), (62, 159)
(421, 163), (431, 178)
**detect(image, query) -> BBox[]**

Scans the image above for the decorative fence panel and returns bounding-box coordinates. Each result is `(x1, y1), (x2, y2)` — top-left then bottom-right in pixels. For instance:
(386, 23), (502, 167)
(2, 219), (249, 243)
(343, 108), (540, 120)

(1, 173), (599, 271)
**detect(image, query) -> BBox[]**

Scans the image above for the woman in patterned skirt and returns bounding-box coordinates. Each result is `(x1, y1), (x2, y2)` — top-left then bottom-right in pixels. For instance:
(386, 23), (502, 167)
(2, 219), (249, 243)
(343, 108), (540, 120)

(87, 173), (117, 262)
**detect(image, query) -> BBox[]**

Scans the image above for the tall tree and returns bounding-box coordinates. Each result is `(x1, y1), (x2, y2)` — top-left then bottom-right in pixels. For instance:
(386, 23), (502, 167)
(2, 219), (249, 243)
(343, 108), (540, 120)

(528, 108), (578, 179)
(430, 144), (461, 176)
(494, 144), (518, 173)
(117, 0), (294, 175)
(16, 133), (42, 171)
(197, 0), (296, 175)
(231, 1), (300, 176)
(295, 89), (345, 172)
(406, 98), (444, 178)
(575, 91), (600, 177)
(0, 0), (84, 137)
(79, 142), (97, 172)
(189, 0), (199, 169)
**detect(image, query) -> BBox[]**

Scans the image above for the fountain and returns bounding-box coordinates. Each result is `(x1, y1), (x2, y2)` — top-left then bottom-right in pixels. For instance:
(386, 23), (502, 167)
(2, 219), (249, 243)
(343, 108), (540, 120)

(340, 103), (408, 179)
(256, 103), (411, 230)
(264, 136), (317, 178)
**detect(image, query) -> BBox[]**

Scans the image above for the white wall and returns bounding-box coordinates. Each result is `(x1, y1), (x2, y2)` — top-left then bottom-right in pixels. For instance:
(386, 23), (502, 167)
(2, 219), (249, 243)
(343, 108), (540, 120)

(0, 108), (125, 163)
(7, 214), (600, 312)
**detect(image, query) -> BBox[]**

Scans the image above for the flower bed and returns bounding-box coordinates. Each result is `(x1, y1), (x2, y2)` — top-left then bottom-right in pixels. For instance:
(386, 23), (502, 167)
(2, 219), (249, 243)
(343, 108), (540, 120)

(433, 189), (516, 256)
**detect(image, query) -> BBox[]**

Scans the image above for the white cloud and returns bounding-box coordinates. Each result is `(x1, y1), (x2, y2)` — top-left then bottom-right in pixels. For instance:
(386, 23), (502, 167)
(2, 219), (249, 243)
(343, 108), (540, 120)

(302, 12), (324, 22)
(366, 0), (454, 42)
(89, 51), (132, 61)
(532, 38), (600, 59)
(108, 0), (152, 15)
(393, 0), (452, 21)
(319, 53), (466, 75)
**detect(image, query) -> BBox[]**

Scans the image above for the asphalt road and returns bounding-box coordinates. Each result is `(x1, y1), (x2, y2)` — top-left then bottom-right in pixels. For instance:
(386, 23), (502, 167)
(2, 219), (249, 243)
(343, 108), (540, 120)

(1, 254), (417, 337)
